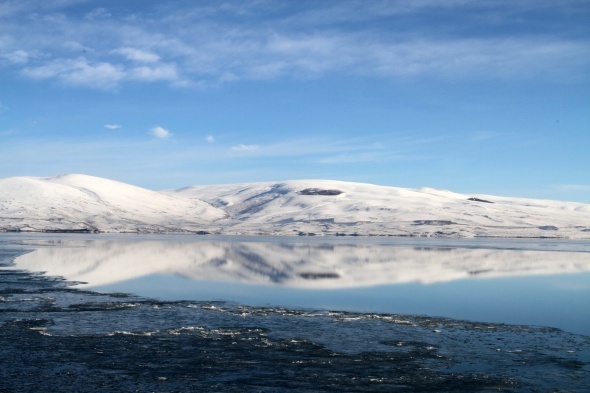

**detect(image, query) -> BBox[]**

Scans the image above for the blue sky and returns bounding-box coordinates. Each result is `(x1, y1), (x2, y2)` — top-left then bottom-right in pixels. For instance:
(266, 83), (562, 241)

(1, 0), (589, 202)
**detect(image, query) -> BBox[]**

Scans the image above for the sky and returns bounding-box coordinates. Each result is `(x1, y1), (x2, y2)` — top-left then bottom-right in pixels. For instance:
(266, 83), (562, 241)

(0, 0), (589, 202)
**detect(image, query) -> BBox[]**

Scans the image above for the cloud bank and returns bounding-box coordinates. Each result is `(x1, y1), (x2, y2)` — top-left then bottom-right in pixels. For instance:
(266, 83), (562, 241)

(0, 1), (588, 90)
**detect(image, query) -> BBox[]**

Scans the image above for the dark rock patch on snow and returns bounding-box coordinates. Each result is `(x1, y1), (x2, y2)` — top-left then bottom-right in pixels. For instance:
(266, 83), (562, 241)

(538, 226), (558, 231)
(413, 220), (456, 226)
(42, 228), (96, 233)
(298, 188), (343, 196)
(298, 272), (340, 280)
(237, 184), (291, 215)
(467, 197), (494, 204)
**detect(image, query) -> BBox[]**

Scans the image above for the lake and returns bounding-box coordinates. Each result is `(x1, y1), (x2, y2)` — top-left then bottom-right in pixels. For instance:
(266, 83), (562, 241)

(1, 233), (589, 391)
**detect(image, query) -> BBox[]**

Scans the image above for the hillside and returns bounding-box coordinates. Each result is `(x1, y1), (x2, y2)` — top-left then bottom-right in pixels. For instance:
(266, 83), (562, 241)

(1, 174), (589, 238)
(0, 174), (226, 233)
(167, 180), (590, 238)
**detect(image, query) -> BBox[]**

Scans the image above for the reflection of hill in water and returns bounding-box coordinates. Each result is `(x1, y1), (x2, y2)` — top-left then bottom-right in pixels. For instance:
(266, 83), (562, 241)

(12, 239), (590, 288)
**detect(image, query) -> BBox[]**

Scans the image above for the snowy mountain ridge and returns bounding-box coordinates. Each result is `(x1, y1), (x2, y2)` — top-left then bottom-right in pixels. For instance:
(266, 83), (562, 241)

(1, 174), (589, 238)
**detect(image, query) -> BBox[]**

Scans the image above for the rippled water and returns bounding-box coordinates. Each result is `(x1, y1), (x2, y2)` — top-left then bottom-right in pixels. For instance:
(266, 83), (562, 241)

(1, 234), (589, 392)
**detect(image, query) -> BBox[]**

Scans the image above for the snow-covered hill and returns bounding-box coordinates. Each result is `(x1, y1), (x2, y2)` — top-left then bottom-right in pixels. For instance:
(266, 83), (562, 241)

(167, 180), (590, 238)
(0, 174), (226, 233)
(1, 174), (589, 238)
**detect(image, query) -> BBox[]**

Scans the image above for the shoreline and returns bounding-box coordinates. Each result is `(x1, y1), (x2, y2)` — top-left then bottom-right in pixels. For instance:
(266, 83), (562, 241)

(2, 228), (589, 240)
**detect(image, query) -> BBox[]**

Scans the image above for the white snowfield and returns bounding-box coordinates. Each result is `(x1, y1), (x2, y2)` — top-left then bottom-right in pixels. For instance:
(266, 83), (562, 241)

(0, 174), (226, 233)
(1, 174), (589, 238)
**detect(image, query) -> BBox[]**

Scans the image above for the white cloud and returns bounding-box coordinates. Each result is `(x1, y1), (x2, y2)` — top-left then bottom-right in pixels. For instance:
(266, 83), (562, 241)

(206, 135), (215, 143)
(553, 184), (590, 192)
(128, 64), (179, 82)
(19, 55), (191, 90)
(219, 72), (239, 82)
(231, 144), (259, 152)
(151, 126), (172, 139)
(3, 1), (589, 89)
(2, 50), (31, 64)
(114, 47), (160, 63)
(63, 41), (93, 53)
(84, 7), (111, 21)
(22, 57), (124, 90)
(104, 124), (121, 130)
(0, 1), (95, 18)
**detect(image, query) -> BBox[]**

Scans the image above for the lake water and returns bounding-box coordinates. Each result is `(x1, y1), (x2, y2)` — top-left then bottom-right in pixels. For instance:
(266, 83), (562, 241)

(1, 234), (589, 391)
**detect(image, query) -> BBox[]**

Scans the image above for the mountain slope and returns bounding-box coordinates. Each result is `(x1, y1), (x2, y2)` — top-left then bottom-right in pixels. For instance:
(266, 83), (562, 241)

(167, 180), (590, 238)
(1, 174), (589, 238)
(0, 174), (226, 233)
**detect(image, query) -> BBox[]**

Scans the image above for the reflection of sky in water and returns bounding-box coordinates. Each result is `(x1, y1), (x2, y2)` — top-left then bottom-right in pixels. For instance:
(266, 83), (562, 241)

(95, 273), (590, 337)
(11, 235), (590, 336)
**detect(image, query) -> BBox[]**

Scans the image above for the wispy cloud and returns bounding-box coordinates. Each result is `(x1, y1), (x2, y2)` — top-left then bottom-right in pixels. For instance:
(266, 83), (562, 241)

(317, 151), (411, 164)
(553, 184), (590, 192)
(84, 7), (112, 21)
(231, 144), (259, 152)
(104, 124), (121, 130)
(151, 126), (172, 139)
(0, 132), (450, 187)
(22, 58), (124, 90)
(1, 1), (587, 89)
(206, 135), (215, 143)
(469, 131), (503, 142)
(1, 50), (31, 64)
(20, 56), (192, 89)
(221, 134), (447, 164)
(127, 64), (179, 82)
(63, 40), (93, 53)
(113, 47), (160, 63)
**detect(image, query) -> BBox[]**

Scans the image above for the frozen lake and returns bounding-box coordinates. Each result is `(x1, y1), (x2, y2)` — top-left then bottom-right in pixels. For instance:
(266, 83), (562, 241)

(1, 234), (589, 391)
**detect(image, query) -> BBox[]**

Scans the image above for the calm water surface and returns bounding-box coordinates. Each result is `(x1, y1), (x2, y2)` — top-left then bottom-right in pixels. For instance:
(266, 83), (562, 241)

(8, 234), (590, 335)
(1, 234), (589, 392)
